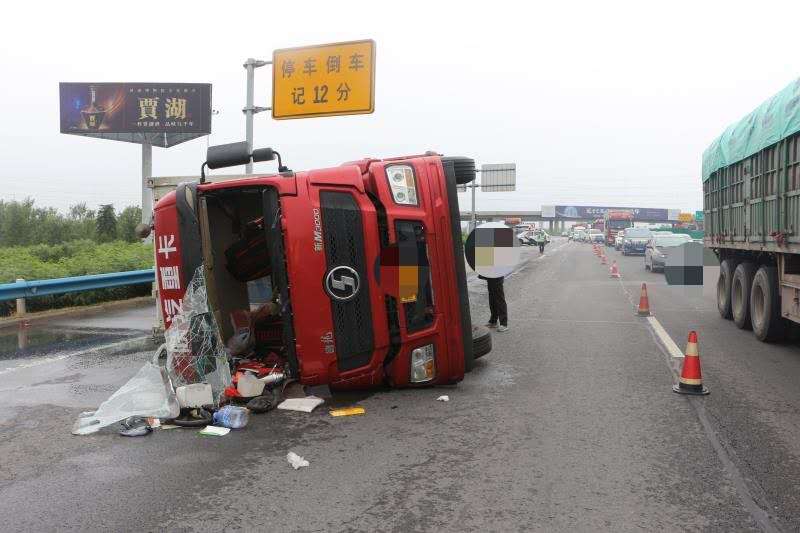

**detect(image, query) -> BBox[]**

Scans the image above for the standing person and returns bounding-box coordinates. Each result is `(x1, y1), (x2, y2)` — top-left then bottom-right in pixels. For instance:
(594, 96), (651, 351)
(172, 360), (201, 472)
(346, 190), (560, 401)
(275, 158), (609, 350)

(534, 229), (547, 254)
(479, 275), (508, 332)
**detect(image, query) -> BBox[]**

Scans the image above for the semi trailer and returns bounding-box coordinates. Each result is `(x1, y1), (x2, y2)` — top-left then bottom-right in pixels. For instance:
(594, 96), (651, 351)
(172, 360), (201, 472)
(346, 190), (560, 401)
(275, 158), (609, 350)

(704, 77), (800, 341)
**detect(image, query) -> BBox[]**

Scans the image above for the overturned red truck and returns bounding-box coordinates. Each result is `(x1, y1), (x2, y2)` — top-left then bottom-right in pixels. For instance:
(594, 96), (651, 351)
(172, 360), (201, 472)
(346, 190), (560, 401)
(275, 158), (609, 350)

(151, 142), (491, 390)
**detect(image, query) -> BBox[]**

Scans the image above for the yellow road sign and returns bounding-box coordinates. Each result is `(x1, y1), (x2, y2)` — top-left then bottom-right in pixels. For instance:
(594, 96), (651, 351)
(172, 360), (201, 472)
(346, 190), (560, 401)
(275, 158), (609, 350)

(272, 40), (375, 120)
(678, 212), (694, 223)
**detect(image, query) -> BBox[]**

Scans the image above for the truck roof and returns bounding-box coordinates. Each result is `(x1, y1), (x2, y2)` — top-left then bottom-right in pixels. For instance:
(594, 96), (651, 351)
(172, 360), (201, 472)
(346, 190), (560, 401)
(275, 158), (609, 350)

(703, 77), (800, 181)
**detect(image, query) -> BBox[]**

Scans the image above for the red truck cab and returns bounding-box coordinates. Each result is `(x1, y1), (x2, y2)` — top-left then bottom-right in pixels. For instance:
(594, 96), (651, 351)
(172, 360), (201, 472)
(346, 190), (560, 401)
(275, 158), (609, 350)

(603, 210), (633, 246)
(152, 143), (488, 390)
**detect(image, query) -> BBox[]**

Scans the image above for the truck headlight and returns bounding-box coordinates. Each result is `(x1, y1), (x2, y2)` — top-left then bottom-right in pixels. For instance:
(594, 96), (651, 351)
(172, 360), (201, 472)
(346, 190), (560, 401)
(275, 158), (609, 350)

(410, 344), (435, 383)
(386, 165), (418, 206)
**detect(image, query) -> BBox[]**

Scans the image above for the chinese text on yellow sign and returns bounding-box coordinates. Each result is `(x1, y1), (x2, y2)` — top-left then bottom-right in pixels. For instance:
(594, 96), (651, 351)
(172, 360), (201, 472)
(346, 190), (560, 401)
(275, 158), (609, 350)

(272, 40), (375, 119)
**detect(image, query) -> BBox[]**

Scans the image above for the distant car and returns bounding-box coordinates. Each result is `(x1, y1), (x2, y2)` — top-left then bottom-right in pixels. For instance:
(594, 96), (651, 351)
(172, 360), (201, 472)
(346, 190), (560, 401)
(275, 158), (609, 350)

(614, 230), (626, 250)
(561, 231), (569, 237)
(645, 234), (693, 271)
(517, 231), (534, 246)
(588, 229), (604, 244)
(621, 227), (652, 255)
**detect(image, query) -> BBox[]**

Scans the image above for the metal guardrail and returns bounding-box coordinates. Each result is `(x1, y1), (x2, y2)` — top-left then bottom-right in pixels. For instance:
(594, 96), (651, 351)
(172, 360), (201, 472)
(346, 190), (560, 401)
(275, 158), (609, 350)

(0, 269), (155, 302)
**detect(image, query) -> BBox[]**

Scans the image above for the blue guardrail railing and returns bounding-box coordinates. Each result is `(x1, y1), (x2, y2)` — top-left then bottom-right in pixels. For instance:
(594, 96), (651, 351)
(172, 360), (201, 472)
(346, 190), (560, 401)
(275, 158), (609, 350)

(0, 269), (155, 302)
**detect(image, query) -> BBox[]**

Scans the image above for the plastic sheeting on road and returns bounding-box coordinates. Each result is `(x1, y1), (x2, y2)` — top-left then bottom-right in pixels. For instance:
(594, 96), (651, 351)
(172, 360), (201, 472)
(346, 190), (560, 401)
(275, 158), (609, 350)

(72, 355), (180, 435)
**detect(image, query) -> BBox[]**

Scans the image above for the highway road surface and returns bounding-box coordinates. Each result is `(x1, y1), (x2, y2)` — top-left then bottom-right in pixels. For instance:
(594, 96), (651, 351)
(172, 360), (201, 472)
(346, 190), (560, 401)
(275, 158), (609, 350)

(2, 238), (800, 531)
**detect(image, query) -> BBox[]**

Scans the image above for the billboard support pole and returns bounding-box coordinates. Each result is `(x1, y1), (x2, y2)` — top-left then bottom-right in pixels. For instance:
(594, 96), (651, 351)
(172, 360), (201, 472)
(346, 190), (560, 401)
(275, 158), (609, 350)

(141, 141), (153, 238)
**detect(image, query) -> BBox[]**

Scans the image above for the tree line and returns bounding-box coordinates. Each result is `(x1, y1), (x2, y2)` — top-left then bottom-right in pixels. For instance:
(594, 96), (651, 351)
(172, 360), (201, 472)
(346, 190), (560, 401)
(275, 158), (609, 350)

(0, 199), (142, 246)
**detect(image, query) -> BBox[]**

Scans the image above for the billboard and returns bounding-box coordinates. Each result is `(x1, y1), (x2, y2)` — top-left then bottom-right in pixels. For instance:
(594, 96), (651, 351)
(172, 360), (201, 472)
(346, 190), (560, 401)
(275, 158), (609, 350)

(542, 205), (674, 221)
(60, 83), (212, 136)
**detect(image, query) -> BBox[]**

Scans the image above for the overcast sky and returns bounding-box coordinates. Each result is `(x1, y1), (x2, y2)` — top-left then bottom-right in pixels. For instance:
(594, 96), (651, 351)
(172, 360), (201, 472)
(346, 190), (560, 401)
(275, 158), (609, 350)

(2, 0), (799, 215)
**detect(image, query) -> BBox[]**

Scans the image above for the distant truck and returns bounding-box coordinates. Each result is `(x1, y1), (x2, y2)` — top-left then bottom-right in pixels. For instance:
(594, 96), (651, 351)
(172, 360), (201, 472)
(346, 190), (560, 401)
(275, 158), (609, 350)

(148, 142), (491, 389)
(603, 210), (634, 246)
(704, 77), (800, 341)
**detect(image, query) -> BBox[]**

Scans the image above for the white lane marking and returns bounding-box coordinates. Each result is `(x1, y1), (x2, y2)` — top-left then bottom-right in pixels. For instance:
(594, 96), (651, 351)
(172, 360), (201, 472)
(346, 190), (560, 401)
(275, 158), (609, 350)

(0, 335), (151, 376)
(0, 354), (71, 375)
(646, 316), (684, 359)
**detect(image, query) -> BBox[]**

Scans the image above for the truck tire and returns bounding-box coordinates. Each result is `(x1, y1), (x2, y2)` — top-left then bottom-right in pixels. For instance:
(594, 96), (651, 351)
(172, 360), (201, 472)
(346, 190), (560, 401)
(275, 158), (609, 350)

(472, 325), (492, 360)
(750, 266), (785, 342)
(717, 259), (738, 319)
(732, 262), (755, 329)
(442, 156), (476, 185)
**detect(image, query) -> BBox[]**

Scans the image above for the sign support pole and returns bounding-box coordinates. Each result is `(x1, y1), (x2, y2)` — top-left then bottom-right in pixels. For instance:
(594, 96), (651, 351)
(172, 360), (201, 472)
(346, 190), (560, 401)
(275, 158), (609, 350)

(243, 58), (271, 174)
(471, 182), (476, 231)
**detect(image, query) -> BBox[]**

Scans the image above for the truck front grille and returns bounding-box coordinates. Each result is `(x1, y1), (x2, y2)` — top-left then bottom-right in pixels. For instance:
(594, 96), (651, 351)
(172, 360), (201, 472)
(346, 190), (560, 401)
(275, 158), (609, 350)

(320, 191), (374, 372)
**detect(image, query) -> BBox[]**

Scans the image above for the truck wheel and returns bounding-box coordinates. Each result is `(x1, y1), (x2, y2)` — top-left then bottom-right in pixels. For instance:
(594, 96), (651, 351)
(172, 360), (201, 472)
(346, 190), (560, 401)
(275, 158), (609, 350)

(732, 262), (755, 329)
(751, 266), (785, 342)
(717, 259), (738, 319)
(442, 156), (476, 185)
(472, 325), (492, 360)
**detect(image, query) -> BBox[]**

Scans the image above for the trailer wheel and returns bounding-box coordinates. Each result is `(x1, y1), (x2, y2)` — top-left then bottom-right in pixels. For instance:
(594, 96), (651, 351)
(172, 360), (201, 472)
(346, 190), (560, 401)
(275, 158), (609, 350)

(732, 262), (755, 329)
(472, 325), (492, 360)
(750, 266), (785, 342)
(717, 259), (738, 319)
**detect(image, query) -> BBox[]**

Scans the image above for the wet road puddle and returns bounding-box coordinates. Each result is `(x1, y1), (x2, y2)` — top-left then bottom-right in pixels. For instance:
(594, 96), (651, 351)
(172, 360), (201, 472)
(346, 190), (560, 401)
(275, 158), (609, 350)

(0, 324), (138, 360)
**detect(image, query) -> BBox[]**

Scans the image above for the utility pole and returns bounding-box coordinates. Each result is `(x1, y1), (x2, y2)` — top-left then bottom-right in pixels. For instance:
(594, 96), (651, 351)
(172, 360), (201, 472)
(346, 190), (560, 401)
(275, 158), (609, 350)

(242, 58), (272, 174)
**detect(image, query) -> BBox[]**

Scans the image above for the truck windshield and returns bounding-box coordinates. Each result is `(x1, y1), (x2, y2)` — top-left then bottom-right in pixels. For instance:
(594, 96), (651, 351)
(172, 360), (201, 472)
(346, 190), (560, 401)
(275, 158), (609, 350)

(608, 220), (631, 229)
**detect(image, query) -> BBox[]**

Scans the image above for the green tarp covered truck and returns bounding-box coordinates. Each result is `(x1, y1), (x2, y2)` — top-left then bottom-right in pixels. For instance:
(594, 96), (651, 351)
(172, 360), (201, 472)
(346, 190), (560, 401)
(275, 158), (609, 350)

(704, 77), (800, 340)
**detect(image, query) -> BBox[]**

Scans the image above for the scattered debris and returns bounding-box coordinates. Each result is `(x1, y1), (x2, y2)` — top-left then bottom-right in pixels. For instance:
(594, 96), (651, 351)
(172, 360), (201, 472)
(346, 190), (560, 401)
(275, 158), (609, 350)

(237, 372), (266, 397)
(72, 354), (180, 435)
(247, 392), (278, 414)
(330, 407), (365, 417)
(199, 425), (230, 437)
(118, 417), (153, 437)
(212, 405), (250, 429)
(436, 395), (450, 402)
(169, 408), (213, 428)
(176, 383), (214, 409)
(287, 451), (310, 469)
(277, 396), (324, 413)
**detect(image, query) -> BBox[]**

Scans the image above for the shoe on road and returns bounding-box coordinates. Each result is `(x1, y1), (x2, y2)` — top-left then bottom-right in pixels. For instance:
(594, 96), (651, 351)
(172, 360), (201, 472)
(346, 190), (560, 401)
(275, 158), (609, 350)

(497, 325), (508, 332)
(485, 322), (498, 328)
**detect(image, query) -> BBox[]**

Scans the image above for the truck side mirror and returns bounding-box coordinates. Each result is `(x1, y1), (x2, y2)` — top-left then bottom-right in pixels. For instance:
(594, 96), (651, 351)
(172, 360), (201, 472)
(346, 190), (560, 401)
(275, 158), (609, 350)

(251, 147), (276, 163)
(206, 141), (251, 170)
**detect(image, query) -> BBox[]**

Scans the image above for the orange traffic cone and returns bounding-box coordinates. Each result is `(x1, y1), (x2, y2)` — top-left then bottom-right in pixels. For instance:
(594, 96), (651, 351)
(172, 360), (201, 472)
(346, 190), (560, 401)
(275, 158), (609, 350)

(673, 331), (709, 395)
(600, 254), (608, 265)
(637, 283), (650, 316)
(609, 261), (620, 278)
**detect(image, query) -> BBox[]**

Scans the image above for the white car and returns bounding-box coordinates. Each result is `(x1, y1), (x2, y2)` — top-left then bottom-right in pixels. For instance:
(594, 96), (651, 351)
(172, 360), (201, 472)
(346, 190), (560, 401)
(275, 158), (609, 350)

(588, 229), (604, 244)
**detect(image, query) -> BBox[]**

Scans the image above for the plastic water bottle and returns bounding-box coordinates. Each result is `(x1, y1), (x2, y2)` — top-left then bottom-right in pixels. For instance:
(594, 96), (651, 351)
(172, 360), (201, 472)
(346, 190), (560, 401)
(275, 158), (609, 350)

(212, 405), (250, 429)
